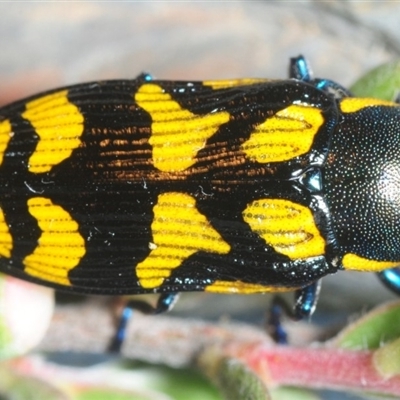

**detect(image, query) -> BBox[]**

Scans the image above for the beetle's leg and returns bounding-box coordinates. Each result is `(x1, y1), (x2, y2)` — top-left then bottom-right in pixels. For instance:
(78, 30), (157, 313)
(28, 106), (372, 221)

(289, 55), (313, 81)
(377, 268), (400, 295)
(108, 304), (134, 353)
(136, 72), (153, 82)
(153, 292), (180, 314)
(312, 78), (352, 99)
(124, 292), (179, 315)
(294, 280), (322, 319)
(289, 55), (351, 99)
(267, 297), (290, 344)
(266, 281), (321, 344)
(108, 293), (179, 352)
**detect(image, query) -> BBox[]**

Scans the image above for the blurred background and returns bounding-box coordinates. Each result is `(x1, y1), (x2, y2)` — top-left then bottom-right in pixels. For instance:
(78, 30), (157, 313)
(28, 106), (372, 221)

(1, 2), (399, 100)
(1, 1), (400, 399)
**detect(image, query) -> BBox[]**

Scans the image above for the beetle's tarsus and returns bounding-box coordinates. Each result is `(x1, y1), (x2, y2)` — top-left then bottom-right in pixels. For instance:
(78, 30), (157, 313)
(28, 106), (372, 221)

(377, 268), (400, 295)
(267, 296), (290, 344)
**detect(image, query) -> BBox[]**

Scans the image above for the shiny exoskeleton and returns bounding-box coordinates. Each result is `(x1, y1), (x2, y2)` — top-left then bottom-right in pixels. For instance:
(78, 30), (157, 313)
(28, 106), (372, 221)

(0, 56), (400, 329)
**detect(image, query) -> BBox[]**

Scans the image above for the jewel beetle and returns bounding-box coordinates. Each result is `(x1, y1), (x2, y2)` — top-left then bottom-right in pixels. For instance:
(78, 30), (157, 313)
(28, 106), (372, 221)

(0, 55), (400, 322)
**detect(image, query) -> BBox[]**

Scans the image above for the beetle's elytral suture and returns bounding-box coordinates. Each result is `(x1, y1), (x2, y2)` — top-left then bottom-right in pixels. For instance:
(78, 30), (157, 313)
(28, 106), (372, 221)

(1, 56), (400, 345)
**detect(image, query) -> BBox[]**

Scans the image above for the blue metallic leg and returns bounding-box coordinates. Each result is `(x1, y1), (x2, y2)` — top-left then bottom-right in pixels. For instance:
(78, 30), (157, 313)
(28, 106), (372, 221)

(378, 268), (400, 295)
(108, 306), (134, 353)
(267, 297), (290, 344)
(267, 281), (321, 344)
(152, 292), (180, 314)
(312, 78), (352, 99)
(136, 72), (153, 82)
(122, 292), (179, 315)
(289, 55), (313, 81)
(108, 293), (179, 352)
(294, 281), (321, 319)
(289, 55), (351, 98)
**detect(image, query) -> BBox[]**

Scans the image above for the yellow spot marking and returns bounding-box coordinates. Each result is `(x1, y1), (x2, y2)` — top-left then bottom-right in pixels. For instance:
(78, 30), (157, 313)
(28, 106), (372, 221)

(136, 192), (230, 289)
(203, 78), (270, 90)
(243, 198), (325, 260)
(205, 280), (296, 294)
(0, 119), (12, 167)
(0, 208), (12, 258)
(23, 197), (86, 286)
(242, 104), (324, 163)
(22, 90), (84, 173)
(340, 98), (398, 114)
(135, 84), (230, 172)
(342, 253), (400, 272)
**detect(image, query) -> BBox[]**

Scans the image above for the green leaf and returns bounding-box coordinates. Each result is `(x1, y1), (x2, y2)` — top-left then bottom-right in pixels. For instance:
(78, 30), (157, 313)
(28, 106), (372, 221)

(197, 348), (269, 400)
(373, 337), (400, 379)
(269, 387), (321, 400)
(333, 301), (400, 350)
(117, 361), (222, 400)
(215, 357), (269, 400)
(0, 366), (67, 400)
(75, 387), (154, 400)
(350, 60), (400, 100)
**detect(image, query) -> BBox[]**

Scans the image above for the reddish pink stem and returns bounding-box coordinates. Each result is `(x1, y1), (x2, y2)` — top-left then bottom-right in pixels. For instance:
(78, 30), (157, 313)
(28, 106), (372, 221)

(239, 345), (400, 395)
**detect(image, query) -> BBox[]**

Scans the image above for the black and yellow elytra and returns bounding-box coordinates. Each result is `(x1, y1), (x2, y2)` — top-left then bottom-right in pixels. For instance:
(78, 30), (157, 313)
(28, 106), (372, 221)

(1, 56), (400, 318)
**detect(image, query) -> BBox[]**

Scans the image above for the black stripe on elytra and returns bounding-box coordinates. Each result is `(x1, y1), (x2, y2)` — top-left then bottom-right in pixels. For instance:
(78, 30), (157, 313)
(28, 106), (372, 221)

(160, 80), (337, 183)
(35, 81), (160, 292)
(0, 113), (42, 268)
